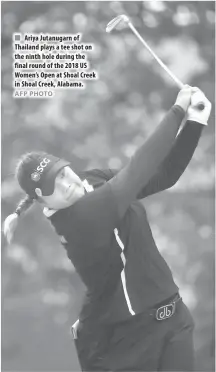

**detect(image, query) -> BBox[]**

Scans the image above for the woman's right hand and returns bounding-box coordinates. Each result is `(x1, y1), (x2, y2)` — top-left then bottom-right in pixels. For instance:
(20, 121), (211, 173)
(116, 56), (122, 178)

(187, 88), (211, 126)
(174, 85), (193, 113)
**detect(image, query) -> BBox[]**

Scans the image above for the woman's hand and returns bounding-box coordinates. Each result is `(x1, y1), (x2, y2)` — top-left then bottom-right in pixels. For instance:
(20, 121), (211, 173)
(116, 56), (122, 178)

(187, 87), (212, 126)
(174, 85), (193, 113)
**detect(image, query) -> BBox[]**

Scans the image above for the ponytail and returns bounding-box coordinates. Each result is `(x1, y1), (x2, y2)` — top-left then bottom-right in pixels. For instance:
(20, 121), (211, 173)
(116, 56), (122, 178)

(15, 194), (35, 216)
(3, 195), (34, 244)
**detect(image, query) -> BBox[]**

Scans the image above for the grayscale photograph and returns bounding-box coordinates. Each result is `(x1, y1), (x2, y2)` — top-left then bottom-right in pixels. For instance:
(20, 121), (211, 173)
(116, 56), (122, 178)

(1, 1), (215, 371)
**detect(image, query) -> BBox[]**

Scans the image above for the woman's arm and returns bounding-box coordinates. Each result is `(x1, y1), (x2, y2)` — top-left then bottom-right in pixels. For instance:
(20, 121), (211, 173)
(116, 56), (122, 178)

(94, 120), (203, 198)
(136, 120), (204, 198)
(108, 104), (185, 219)
(57, 88), (211, 252)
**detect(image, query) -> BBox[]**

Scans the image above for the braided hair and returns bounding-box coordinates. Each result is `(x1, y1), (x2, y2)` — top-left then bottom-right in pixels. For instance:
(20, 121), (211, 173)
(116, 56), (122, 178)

(15, 194), (35, 216)
(3, 152), (45, 243)
(3, 151), (69, 243)
(3, 195), (35, 243)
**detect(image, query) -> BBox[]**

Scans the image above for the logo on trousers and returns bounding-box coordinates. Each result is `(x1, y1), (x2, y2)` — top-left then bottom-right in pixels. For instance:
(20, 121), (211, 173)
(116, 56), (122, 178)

(156, 303), (175, 320)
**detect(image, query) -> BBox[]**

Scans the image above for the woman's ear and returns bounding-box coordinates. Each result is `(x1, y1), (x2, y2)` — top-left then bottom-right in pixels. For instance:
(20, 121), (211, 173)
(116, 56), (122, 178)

(35, 188), (42, 198)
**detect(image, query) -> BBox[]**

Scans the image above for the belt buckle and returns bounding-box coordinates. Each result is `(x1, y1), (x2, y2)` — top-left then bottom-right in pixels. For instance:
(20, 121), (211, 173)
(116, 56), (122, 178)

(156, 302), (176, 321)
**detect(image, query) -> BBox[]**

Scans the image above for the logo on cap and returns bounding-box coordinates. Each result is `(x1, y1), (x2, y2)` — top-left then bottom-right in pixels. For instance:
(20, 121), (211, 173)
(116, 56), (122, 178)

(36, 158), (51, 173)
(31, 172), (41, 182)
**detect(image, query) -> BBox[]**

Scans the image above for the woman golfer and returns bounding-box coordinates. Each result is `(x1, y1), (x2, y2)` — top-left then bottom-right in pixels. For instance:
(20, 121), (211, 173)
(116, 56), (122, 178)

(4, 86), (211, 371)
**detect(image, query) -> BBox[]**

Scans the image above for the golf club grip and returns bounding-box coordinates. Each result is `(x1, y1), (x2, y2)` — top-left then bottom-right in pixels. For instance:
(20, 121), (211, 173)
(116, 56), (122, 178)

(153, 68), (205, 111)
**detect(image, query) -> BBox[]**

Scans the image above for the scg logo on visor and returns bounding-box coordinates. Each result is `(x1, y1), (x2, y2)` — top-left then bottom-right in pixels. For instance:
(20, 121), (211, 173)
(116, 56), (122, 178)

(36, 158), (51, 172)
(31, 158), (51, 182)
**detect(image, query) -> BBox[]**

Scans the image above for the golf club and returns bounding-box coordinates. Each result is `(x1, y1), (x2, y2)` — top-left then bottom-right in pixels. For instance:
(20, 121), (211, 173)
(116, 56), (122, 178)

(106, 15), (205, 111)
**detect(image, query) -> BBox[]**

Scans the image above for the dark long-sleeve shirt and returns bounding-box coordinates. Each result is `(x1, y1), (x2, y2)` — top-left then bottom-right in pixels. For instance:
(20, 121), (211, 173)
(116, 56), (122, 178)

(96, 119), (203, 198)
(48, 106), (204, 325)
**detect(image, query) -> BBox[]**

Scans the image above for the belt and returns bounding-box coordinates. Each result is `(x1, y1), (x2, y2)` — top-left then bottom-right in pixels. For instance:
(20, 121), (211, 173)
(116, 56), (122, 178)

(150, 292), (182, 321)
(71, 293), (182, 339)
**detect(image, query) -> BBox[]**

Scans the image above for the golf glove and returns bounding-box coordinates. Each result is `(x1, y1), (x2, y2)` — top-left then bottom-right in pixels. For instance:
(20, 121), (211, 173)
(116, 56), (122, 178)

(187, 89), (212, 126)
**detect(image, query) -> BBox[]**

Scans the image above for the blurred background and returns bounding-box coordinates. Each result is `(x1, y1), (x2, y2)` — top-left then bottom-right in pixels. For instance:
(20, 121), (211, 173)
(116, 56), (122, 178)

(1, 1), (215, 371)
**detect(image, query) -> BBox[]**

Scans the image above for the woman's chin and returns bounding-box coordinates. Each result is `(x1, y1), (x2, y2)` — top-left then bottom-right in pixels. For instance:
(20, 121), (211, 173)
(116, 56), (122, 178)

(67, 187), (85, 205)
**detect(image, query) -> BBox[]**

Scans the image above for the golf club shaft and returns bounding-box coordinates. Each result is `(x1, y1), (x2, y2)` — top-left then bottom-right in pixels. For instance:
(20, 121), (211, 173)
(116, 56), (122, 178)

(127, 21), (204, 110)
(128, 21), (183, 89)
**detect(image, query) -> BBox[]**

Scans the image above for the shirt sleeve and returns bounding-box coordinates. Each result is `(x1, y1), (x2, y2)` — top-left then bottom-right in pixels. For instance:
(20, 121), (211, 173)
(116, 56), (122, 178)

(136, 120), (204, 198)
(96, 120), (203, 198)
(108, 105), (185, 219)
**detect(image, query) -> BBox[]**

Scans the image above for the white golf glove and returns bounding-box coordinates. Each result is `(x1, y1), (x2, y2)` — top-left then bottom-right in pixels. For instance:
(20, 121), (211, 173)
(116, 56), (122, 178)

(187, 88), (212, 126)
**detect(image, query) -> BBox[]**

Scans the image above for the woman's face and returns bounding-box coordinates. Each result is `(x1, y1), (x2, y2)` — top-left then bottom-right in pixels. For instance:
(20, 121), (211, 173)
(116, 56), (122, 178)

(39, 166), (85, 209)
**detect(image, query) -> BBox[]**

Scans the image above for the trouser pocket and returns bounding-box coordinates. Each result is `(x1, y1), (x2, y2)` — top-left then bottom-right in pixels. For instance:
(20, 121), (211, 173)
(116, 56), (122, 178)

(71, 321), (113, 371)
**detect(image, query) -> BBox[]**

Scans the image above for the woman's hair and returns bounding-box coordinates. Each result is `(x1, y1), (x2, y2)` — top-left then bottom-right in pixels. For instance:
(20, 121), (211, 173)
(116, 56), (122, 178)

(3, 195), (35, 244)
(3, 151), (45, 244)
(15, 194), (35, 216)
(3, 150), (69, 243)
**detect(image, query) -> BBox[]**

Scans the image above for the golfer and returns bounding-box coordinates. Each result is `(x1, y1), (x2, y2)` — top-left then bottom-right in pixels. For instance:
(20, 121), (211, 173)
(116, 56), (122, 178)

(4, 86), (211, 371)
